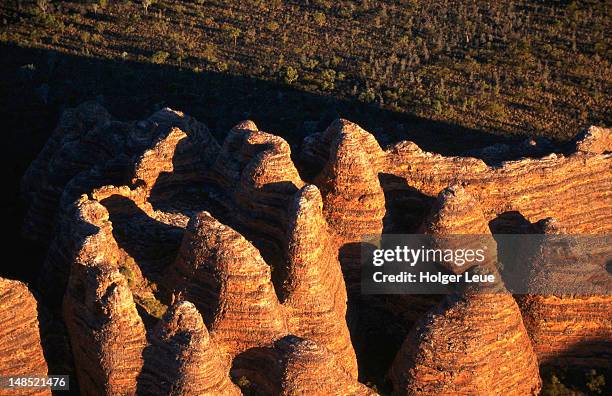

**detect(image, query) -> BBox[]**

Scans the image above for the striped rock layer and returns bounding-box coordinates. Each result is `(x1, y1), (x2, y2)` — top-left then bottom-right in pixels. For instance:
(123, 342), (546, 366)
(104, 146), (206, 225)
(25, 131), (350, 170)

(389, 287), (542, 396)
(19, 104), (611, 394)
(137, 301), (241, 395)
(304, 120), (611, 235)
(27, 105), (359, 394)
(388, 187), (541, 395)
(63, 249), (147, 395)
(232, 335), (375, 396)
(517, 220), (612, 368)
(0, 278), (50, 396)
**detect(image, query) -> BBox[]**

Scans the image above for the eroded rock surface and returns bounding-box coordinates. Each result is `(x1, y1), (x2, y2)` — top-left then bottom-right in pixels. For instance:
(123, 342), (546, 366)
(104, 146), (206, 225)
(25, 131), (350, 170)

(517, 220), (612, 368)
(137, 300), (241, 395)
(232, 335), (375, 396)
(389, 188), (541, 395)
(0, 278), (50, 396)
(63, 256), (147, 395)
(19, 104), (612, 394)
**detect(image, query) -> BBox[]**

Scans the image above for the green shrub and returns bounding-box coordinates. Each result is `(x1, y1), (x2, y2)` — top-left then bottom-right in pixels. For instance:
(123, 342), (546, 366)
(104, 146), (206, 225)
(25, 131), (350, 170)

(432, 99), (443, 114)
(80, 31), (90, 44)
(319, 68), (336, 90)
(313, 12), (326, 27)
(358, 87), (376, 103)
(151, 50), (169, 64)
(138, 296), (167, 319)
(283, 66), (298, 84)
(119, 265), (135, 288)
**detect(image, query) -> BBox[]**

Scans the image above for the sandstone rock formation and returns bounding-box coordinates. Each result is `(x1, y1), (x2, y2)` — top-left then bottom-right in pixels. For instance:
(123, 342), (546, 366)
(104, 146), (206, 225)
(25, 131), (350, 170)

(137, 300), (241, 395)
(304, 121), (611, 235)
(282, 185), (358, 378)
(0, 278), (50, 396)
(232, 335), (375, 395)
(313, 120), (386, 292)
(388, 284), (542, 396)
(167, 211), (288, 357)
(19, 103), (611, 394)
(63, 258), (147, 395)
(517, 219), (612, 368)
(388, 187), (541, 395)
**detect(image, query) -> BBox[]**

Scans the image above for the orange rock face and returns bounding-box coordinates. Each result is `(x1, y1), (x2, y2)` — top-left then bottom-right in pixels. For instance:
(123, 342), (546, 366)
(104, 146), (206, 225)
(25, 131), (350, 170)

(314, 120), (386, 292)
(19, 104), (611, 394)
(0, 278), (50, 396)
(282, 185), (358, 378)
(517, 221), (612, 368)
(167, 211), (288, 356)
(232, 335), (375, 395)
(389, 287), (542, 396)
(389, 188), (542, 395)
(63, 260), (147, 395)
(137, 301), (241, 395)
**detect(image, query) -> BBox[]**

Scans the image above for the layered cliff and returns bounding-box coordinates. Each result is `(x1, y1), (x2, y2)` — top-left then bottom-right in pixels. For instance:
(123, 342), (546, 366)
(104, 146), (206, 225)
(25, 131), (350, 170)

(137, 300), (241, 395)
(304, 121), (611, 235)
(0, 278), (50, 396)
(388, 187), (541, 395)
(517, 220), (612, 368)
(18, 104), (612, 394)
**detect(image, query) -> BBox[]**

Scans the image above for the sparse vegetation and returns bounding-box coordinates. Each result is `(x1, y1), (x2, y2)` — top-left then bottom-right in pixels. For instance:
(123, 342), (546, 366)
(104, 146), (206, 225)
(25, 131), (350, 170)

(151, 50), (170, 64)
(137, 295), (168, 319)
(0, 0), (608, 139)
(541, 366), (608, 396)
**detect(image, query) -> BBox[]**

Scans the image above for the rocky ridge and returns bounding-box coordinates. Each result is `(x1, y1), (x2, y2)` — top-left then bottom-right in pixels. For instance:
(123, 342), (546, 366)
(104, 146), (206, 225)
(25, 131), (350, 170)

(15, 103), (612, 394)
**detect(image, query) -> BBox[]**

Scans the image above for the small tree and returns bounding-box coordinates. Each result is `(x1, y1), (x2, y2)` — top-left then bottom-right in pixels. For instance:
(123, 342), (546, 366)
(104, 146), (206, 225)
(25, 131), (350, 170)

(151, 50), (169, 64)
(222, 25), (241, 46)
(313, 12), (326, 27)
(36, 0), (48, 14)
(283, 66), (298, 84)
(142, 0), (153, 14)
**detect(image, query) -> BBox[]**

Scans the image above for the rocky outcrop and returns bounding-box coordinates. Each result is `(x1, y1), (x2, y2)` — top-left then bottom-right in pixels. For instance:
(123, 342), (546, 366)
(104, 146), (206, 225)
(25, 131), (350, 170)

(304, 119), (611, 234)
(420, 185), (497, 273)
(389, 285), (542, 395)
(0, 278), (50, 396)
(518, 220), (612, 368)
(167, 211), (288, 356)
(282, 185), (358, 378)
(61, 200), (147, 395)
(572, 125), (611, 154)
(21, 103), (216, 244)
(21, 102), (112, 243)
(420, 185), (490, 236)
(519, 294), (612, 368)
(20, 104), (611, 394)
(137, 300), (241, 395)
(232, 335), (375, 395)
(389, 188), (541, 395)
(384, 140), (611, 234)
(209, 121), (305, 265)
(63, 258), (147, 395)
(35, 105), (216, 305)
(314, 120), (386, 292)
